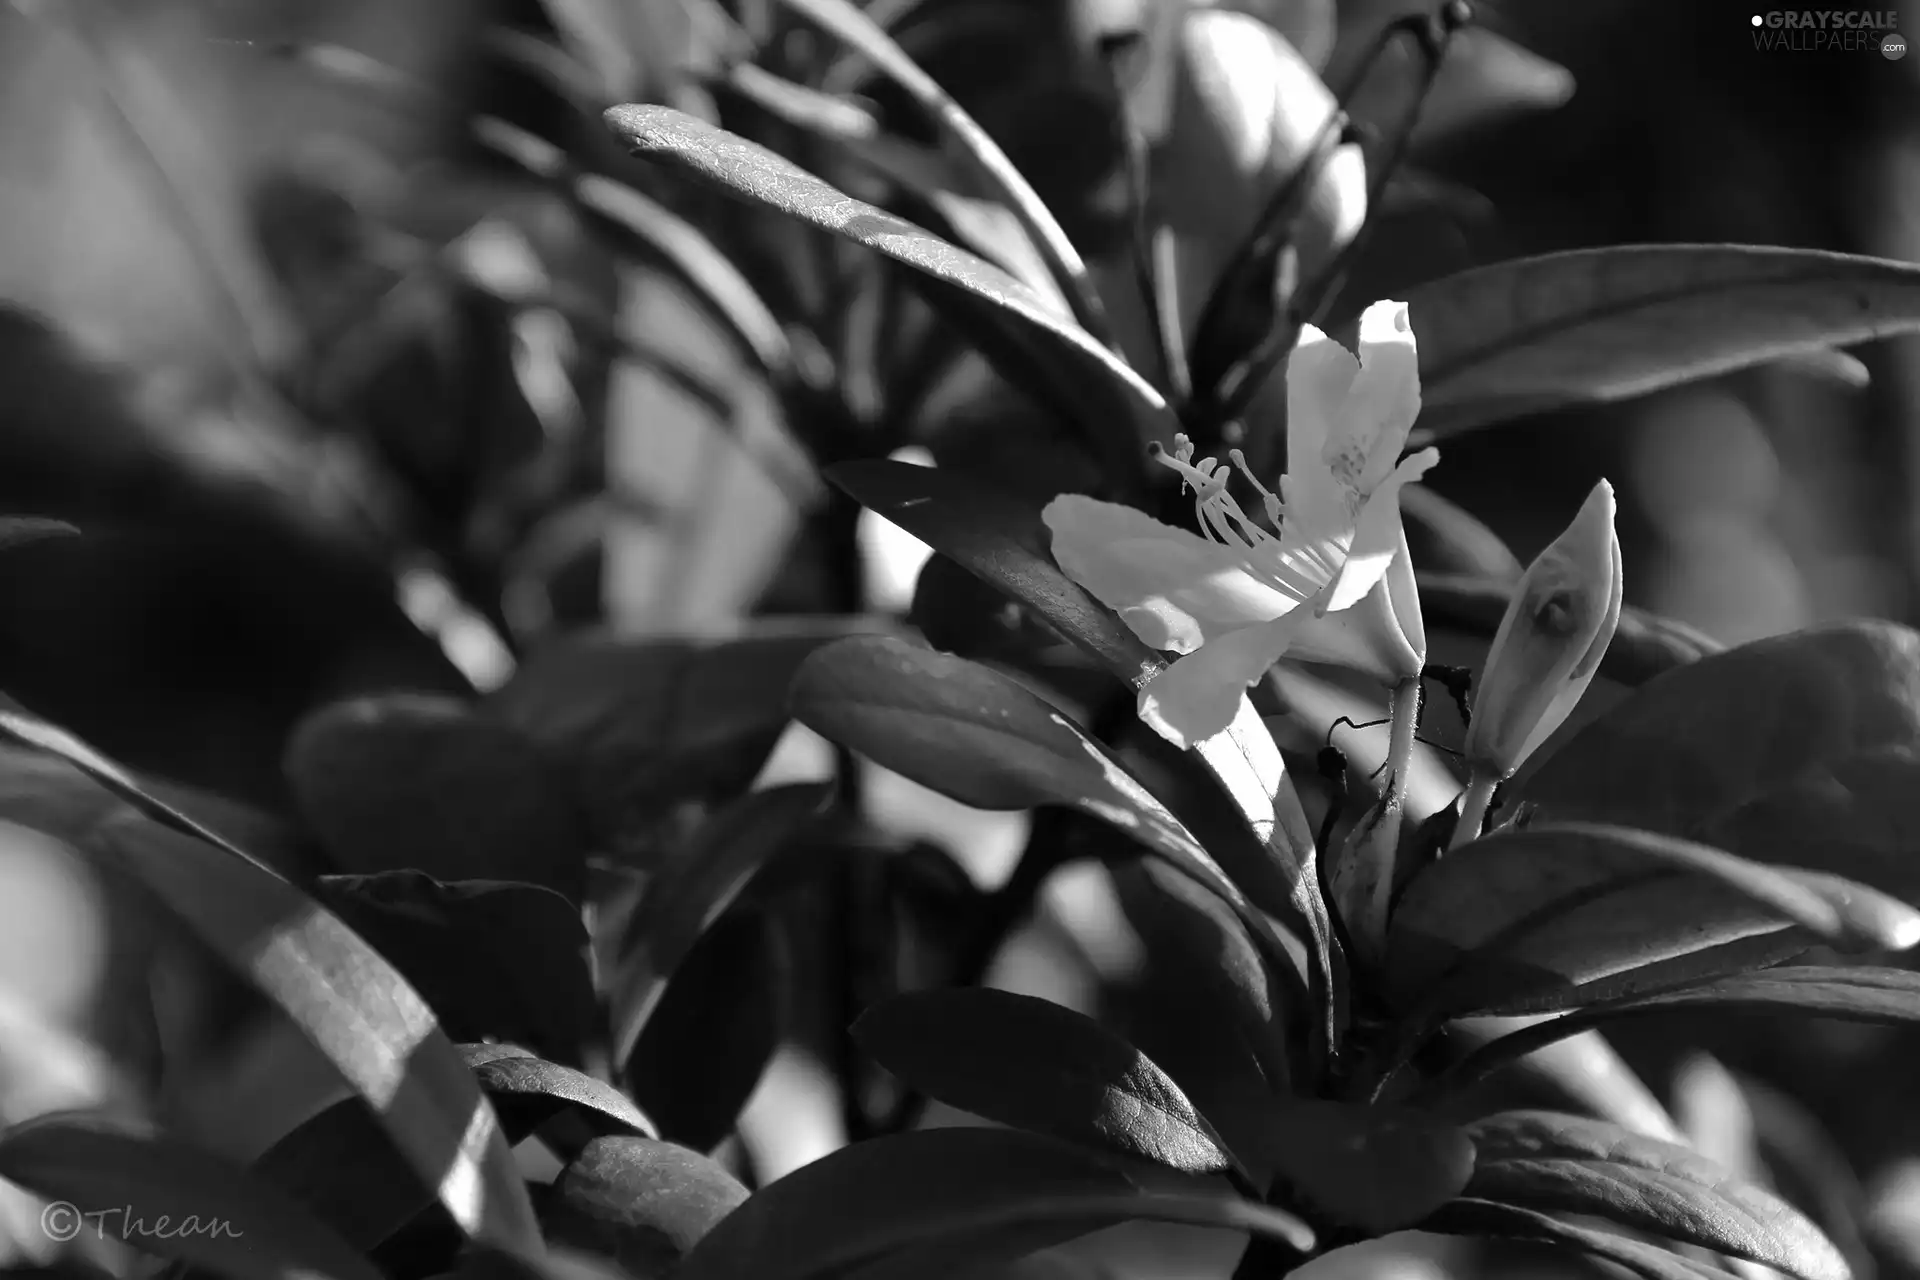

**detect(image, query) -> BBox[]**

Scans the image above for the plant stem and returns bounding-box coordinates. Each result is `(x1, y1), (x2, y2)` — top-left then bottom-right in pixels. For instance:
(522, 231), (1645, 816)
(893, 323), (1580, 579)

(1452, 769), (1499, 850)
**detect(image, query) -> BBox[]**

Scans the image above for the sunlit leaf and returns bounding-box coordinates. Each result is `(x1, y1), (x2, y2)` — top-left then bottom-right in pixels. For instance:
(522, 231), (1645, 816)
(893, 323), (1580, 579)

(0, 708), (539, 1252)
(605, 104), (1172, 488)
(462, 1048), (657, 1142)
(542, 1135), (748, 1276)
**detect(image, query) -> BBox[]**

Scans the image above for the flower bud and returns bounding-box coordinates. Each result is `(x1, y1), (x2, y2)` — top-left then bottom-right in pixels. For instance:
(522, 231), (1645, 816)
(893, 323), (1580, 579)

(1463, 480), (1622, 778)
(1154, 8), (1367, 335)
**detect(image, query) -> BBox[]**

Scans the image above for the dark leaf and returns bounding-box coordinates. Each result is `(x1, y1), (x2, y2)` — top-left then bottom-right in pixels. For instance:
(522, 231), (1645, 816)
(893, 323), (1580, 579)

(1400, 246), (1920, 442)
(829, 460), (1163, 688)
(1425, 1198), (1731, 1280)
(823, 464), (1321, 969)
(788, 636), (1292, 975)
(604, 104), (1173, 486)
(1514, 620), (1920, 900)
(1247, 1099), (1476, 1234)
(610, 784), (830, 1064)
(255, 1100), (430, 1252)
(285, 695), (587, 901)
(0, 1112), (381, 1280)
(625, 909), (783, 1151)
(488, 623), (870, 853)
(1108, 856), (1293, 1162)
(0, 707), (539, 1251)
(541, 1136), (749, 1280)
(1400, 486), (1523, 582)
(672, 1128), (1313, 1280)
(1385, 823), (1920, 1021)
(313, 872), (598, 1067)
(1463, 1110), (1849, 1280)
(1438, 967), (1920, 1099)
(853, 987), (1244, 1178)
(463, 1049), (657, 1142)
(0, 516), (79, 553)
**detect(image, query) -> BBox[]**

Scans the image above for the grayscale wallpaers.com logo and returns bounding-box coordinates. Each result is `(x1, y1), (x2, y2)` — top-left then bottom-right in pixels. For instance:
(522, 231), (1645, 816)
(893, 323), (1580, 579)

(1751, 10), (1907, 56)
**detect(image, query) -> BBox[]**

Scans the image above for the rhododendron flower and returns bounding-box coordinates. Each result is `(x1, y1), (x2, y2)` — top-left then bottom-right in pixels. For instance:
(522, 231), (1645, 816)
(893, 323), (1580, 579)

(1463, 479), (1623, 779)
(1044, 299), (1437, 749)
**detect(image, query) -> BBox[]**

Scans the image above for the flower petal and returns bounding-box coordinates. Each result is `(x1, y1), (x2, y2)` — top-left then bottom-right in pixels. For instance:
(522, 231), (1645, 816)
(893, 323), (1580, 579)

(1331, 300), (1422, 496)
(1043, 495), (1297, 654)
(1137, 612), (1310, 749)
(1319, 447), (1439, 614)
(1285, 325), (1360, 536)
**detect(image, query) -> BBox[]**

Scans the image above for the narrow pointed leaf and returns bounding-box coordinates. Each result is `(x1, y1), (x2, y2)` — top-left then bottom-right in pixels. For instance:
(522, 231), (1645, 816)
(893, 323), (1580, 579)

(0, 1113), (383, 1280)
(853, 988), (1245, 1178)
(1385, 822), (1920, 1021)
(1515, 621), (1920, 899)
(605, 104), (1173, 480)
(610, 783), (830, 1062)
(789, 635), (1290, 968)
(673, 1128), (1311, 1280)
(1400, 245), (1920, 441)
(1438, 967), (1920, 1098)
(1426, 1198), (1734, 1280)
(0, 706), (540, 1252)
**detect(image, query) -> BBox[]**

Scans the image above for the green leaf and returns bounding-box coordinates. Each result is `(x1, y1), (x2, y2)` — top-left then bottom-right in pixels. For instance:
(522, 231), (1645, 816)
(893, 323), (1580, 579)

(852, 988), (1246, 1179)
(0, 706), (540, 1252)
(462, 1048), (657, 1143)
(0, 516), (78, 553)
(488, 622), (870, 852)
(313, 872), (599, 1067)
(1462, 1110), (1850, 1280)
(1417, 573), (1723, 688)
(610, 784), (830, 1063)
(1513, 620), (1920, 899)
(285, 695), (588, 901)
(542, 1135), (749, 1278)
(604, 104), (1173, 485)
(672, 1128), (1313, 1280)
(828, 460), (1164, 688)
(1384, 823), (1920, 1021)
(0, 1112), (382, 1280)
(1425, 1198), (1731, 1280)
(1399, 245), (1920, 441)
(1248, 1099), (1476, 1234)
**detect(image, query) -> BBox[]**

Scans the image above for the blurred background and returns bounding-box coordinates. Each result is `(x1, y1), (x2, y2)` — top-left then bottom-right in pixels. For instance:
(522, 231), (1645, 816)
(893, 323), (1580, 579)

(3, 0), (1920, 1276)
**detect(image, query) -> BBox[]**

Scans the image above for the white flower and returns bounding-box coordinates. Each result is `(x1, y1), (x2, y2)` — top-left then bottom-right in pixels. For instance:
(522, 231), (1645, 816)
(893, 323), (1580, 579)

(1463, 480), (1623, 778)
(1044, 299), (1437, 749)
